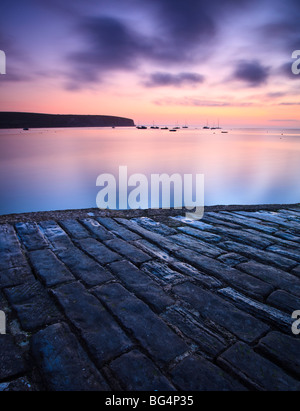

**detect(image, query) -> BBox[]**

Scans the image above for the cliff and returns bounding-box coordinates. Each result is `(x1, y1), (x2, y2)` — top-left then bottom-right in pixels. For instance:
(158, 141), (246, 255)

(0, 112), (135, 129)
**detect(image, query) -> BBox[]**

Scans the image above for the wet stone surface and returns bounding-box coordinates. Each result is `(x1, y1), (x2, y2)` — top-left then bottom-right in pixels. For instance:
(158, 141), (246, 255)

(0, 206), (299, 391)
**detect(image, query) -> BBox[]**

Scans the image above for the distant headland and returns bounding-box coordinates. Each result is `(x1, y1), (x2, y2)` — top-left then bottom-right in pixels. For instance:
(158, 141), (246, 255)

(0, 112), (135, 129)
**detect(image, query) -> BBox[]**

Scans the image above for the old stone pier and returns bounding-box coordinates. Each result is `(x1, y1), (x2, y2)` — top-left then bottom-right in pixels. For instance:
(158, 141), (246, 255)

(0, 205), (300, 391)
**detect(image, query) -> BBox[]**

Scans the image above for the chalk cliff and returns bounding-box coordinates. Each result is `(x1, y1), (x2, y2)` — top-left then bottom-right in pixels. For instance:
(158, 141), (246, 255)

(0, 112), (135, 129)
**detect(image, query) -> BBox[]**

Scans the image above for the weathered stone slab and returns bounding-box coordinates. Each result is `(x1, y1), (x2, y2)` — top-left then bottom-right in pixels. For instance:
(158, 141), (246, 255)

(170, 355), (246, 391)
(93, 283), (188, 366)
(0, 291), (5, 307)
(172, 282), (269, 343)
(52, 282), (133, 367)
(5, 280), (46, 306)
(39, 220), (73, 250)
(291, 264), (300, 278)
(80, 218), (115, 241)
(4, 281), (62, 331)
(0, 377), (34, 391)
(223, 240), (297, 271)
(218, 342), (300, 391)
(0, 335), (28, 381)
(170, 216), (213, 231)
(169, 260), (222, 289)
(56, 245), (113, 286)
(267, 290), (300, 314)
(1, 207), (300, 391)
(28, 249), (74, 287)
(133, 239), (173, 262)
(201, 214), (242, 229)
(217, 253), (247, 267)
(109, 260), (174, 313)
(177, 225), (222, 244)
(59, 219), (90, 239)
(0, 265), (35, 289)
(31, 322), (110, 391)
(15, 222), (48, 251)
(276, 209), (300, 220)
(116, 218), (180, 253)
(169, 234), (224, 258)
(274, 231), (300, 243)
(218, 287), (291, 331)
(141, 261), (185, 284)
(174, 248), (273, 300)
(288, 207), (300, 213)
(236, 211), (300, 233)
(132, 217), (177, 236)
(200, 221), (273, 249)
(237, 260), (300, 298)
(266, 244), (300, 263)
(77, 238), (121, 265)
(245, 228), (300, 250)
(109, 350), (175, 391)
(97, 217), (141, 241)
(162, 306), (229, 357)
(235, 210), (284, 225)
(257, 331), (300, 378)
(221, 211), (278, 234)
(0, 224), (27, 270)
(104, 238), (151, 264)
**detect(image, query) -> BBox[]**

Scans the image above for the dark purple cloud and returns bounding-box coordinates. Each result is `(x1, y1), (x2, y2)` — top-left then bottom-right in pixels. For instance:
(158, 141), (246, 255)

(65, 13), (212, 88)
(65, 0), (262, 88)
(74, 17), (153, 70)
(144, 72), (205, 87)
(267, 92), (286, 98)
(279, 62), (300, 80)
(1, 0), (300, 91)
(150, 0), (216, 46)
(279, 102), (300, 106)
(66, 16), (159, 87)
(67, 11), (214, 74)
(153, 96), (253, 107)
(257, 0), (300, 52)
(232, 60), (270, 86)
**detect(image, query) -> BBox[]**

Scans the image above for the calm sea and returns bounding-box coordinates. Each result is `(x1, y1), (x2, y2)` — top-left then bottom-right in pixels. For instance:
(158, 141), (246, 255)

(0, 126), (299, 215)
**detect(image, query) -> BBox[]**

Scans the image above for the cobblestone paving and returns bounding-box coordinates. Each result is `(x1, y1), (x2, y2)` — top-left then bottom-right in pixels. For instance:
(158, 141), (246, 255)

(0, 206), (300, 391)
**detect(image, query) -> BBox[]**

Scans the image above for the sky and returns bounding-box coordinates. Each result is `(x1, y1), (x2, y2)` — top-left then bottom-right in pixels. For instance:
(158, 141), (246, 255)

(0, 0), (300, 127)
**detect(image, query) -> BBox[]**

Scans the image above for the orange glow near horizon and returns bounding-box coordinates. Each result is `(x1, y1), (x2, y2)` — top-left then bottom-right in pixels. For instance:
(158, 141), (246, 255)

(1, 75), (300, 129)
(1, 45), (300, 130)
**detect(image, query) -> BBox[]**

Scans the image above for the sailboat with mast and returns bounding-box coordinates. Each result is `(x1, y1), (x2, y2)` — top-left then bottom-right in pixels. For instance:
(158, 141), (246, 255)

(203, 120), (210, 129)
(150, 120), (159, 129)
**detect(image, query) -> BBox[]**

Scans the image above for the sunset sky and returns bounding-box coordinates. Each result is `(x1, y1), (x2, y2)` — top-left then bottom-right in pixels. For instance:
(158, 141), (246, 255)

(0, 0), (299, 127)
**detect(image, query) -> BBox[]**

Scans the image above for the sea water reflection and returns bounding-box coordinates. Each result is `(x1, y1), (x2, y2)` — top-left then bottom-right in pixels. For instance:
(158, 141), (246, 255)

(0, 127), (299, 215)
